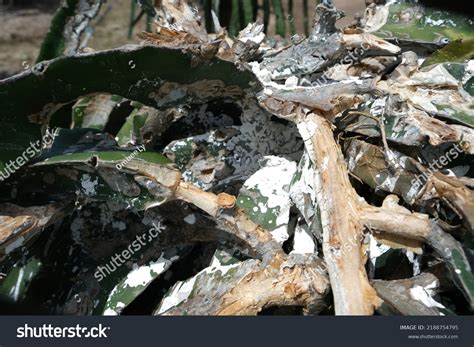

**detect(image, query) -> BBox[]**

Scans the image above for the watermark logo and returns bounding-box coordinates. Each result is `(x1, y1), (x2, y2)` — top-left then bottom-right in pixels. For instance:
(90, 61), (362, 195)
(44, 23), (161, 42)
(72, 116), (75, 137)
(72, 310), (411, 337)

(94, 221), (165, 282)
(410, 143), (464, 190)
(17, 324), (110, 338)
(115, 144), (146, 170)
(0, 128), (57, 182)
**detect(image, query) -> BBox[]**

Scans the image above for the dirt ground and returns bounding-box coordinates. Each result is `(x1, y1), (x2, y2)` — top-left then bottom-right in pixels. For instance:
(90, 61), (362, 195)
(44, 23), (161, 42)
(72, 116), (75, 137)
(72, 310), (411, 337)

(0, 0), (142, 78)
(0, 0), (365, 78)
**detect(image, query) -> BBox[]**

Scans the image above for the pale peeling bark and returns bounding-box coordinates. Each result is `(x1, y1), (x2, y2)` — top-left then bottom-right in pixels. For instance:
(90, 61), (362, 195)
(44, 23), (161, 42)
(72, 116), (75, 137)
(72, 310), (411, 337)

(157, 181), (331, 315)
(215, 256), (329, 315)
(362, 196), (432, 243)
(0, 202), (68, 257)
(159, 255), (330, 315)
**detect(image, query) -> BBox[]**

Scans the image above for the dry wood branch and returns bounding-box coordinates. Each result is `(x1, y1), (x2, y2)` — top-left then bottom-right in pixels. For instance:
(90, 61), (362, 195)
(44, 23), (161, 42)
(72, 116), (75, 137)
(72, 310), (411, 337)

(372, 272), (443, 315)
(362, 205), (431, 242)
(361, 196), (474, 309)
(300, 113), (380, 315)
(175, 181), (235, 217)
(160, 255), (330, 315)
(216, 256), (329, 315)
(0, 202), (68, 257)
(427, 173), (474, 233)
(259, 97), (474, 314)
(163, 180), (333, 315)
(175, 181), (284, 262)
(342, 33), (401, 55)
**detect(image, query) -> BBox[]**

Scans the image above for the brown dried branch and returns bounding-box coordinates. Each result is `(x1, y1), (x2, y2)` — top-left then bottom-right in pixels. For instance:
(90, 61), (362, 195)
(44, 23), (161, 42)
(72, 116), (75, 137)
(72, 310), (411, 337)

(372, 272), (444, 315)
(0, 202), (68, 257)
(160, 255), (330, 315)
(300, 113), (381, 315)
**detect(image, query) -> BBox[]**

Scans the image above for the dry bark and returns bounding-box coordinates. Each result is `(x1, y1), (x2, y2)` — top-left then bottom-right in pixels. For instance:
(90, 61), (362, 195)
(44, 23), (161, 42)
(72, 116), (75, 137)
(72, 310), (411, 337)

(0, 202), (68, 257)
(372, 272), (443, 315)
(161, 255), (330, 315)
(298, 113), (380, 315)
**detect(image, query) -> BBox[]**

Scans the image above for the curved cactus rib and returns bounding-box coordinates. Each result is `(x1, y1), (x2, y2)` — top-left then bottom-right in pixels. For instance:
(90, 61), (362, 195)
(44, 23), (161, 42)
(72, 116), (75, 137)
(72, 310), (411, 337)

(0, 45), (259, 173)
(37, 0), (104, 62)
(36, 0), (79, 62)
(137, 0), (157, 18)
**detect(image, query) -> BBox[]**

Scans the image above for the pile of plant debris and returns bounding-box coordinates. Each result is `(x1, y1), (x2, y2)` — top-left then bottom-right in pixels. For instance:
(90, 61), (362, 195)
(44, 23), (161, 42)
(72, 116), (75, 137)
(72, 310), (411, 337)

(0, 0), (473, 315)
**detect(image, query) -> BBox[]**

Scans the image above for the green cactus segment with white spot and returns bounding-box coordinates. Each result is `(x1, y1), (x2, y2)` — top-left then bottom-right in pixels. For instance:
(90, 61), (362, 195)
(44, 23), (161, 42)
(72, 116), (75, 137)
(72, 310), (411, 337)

(0, 257), (42, 303)
(156, 251), (255, 315)
(73, 94), (124, 130)
(103, 256), (173, 315)
(237, 193), (279, 231)
(370, 3), (474, 45)
(116, 102), (149, 146)
(237, 156), (297, 243)
(451, 249), (474, 309)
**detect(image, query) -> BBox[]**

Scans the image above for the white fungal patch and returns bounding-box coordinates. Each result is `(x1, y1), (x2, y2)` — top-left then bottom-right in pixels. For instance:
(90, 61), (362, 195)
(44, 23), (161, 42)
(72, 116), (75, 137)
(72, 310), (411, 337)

(257, 202), (267, 213)
(291, 223), (316, 255)
(263, 88), (274, 95)
(157, 255), (242, 314)
(405, 250), (421, 276)
(424, 17), (456, 27)
(285, 76), (299, 88)
(241, 156), (297, 244)
(157, 276), (198, 314)
(124, 257), (171, 288)
(183, 214), (196, 225)
(104, 255), (175, 315)
(409, 281), (445, 309)
(80, 174), (98, 197)
(104, 302), (126, 316)
(368, 235), (390, 268)
(204, 259), (241, 276)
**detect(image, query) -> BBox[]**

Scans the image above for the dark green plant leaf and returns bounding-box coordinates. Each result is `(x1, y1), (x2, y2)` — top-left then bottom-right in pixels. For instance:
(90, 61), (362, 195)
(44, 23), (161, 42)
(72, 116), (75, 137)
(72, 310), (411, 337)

(374, 3), (474, 43)
(422, 39), (474, 68)
(0, 45), (259, 174)
(237, 156), (296, 242)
